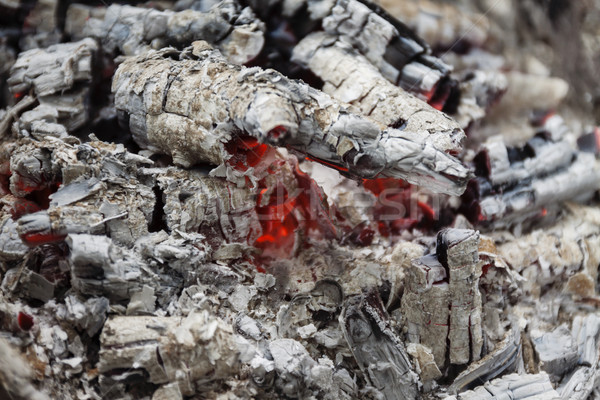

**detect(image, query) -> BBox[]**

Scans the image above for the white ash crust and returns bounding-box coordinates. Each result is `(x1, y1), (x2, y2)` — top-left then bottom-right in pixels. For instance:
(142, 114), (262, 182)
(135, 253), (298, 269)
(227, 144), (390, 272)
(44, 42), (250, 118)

(113, 43), (470, 195)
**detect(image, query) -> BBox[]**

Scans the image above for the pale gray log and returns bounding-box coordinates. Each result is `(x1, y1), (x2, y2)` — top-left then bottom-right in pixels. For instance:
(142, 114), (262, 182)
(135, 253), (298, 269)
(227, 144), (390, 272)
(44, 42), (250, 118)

(292, 32), (465, 154)
(113, 43), (470, 195)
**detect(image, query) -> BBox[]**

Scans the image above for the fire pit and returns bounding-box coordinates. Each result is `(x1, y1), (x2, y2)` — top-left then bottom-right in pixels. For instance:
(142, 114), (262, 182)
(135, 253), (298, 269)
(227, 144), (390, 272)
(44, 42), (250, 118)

(1, 0), (600, 399)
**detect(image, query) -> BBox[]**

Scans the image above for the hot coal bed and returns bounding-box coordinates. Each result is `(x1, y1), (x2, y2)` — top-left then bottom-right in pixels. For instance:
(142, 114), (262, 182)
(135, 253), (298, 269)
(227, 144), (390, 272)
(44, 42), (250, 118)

(1, 0), (600, 399)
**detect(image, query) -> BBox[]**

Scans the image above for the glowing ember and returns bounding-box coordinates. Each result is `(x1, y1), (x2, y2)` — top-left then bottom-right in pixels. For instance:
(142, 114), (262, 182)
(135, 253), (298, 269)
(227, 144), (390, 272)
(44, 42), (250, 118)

(363, 178), (435, 236)
(225, 135), (269, 172)
(17, 311), (34, 331)
(225, 135), (336, 261)
(9, 198), (42, 220)
(20, 232), (68, 247)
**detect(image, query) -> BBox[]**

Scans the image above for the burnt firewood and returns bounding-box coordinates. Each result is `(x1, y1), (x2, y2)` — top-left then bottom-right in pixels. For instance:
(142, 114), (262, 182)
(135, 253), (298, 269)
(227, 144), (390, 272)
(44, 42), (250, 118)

(113, 42), (470, 195)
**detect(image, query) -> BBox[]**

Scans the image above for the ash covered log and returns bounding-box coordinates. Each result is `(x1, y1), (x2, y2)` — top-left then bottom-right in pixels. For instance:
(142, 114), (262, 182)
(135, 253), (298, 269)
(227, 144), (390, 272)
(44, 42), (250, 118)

(113, 42), (470, 195)
(462, 130), (600, 229)
(292, 32), (464, 154)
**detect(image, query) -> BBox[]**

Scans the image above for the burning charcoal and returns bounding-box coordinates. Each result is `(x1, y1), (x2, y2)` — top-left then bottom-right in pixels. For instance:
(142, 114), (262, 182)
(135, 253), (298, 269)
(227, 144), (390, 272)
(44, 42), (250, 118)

(448, 372), (560, 400)
(453, 69), (508, 129)
(3, 0), (600, 398)
(5, 138), (156, 247)
(98, 312), (254, 396)
(81, 1), (265, 64)
(463, 134), (600, 228)
(321, 0), (453, 103)
(113, 42), (470, 195)
(400, 228), (482, 367)
(292, 32), (465, 154)
(156, 155), (333, 259)
(341, 291), (419, 400)
(157, 168), (260, 245)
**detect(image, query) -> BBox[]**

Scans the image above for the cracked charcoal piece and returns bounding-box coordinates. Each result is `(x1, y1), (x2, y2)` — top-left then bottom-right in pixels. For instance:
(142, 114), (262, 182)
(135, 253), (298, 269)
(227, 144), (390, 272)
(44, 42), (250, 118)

(321, 0), (455, 103)
(401, 228), (482, 368)
(448, 327), (521, 394)
(113, 42), (470, 195)
(157, 167), (260, 244)
(6, 138), (156, 247)
(340, 291), (419, 400)
(292, 32), (465, 154)
(80, 1), (265, 64)
(7, 38), (98, 135)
